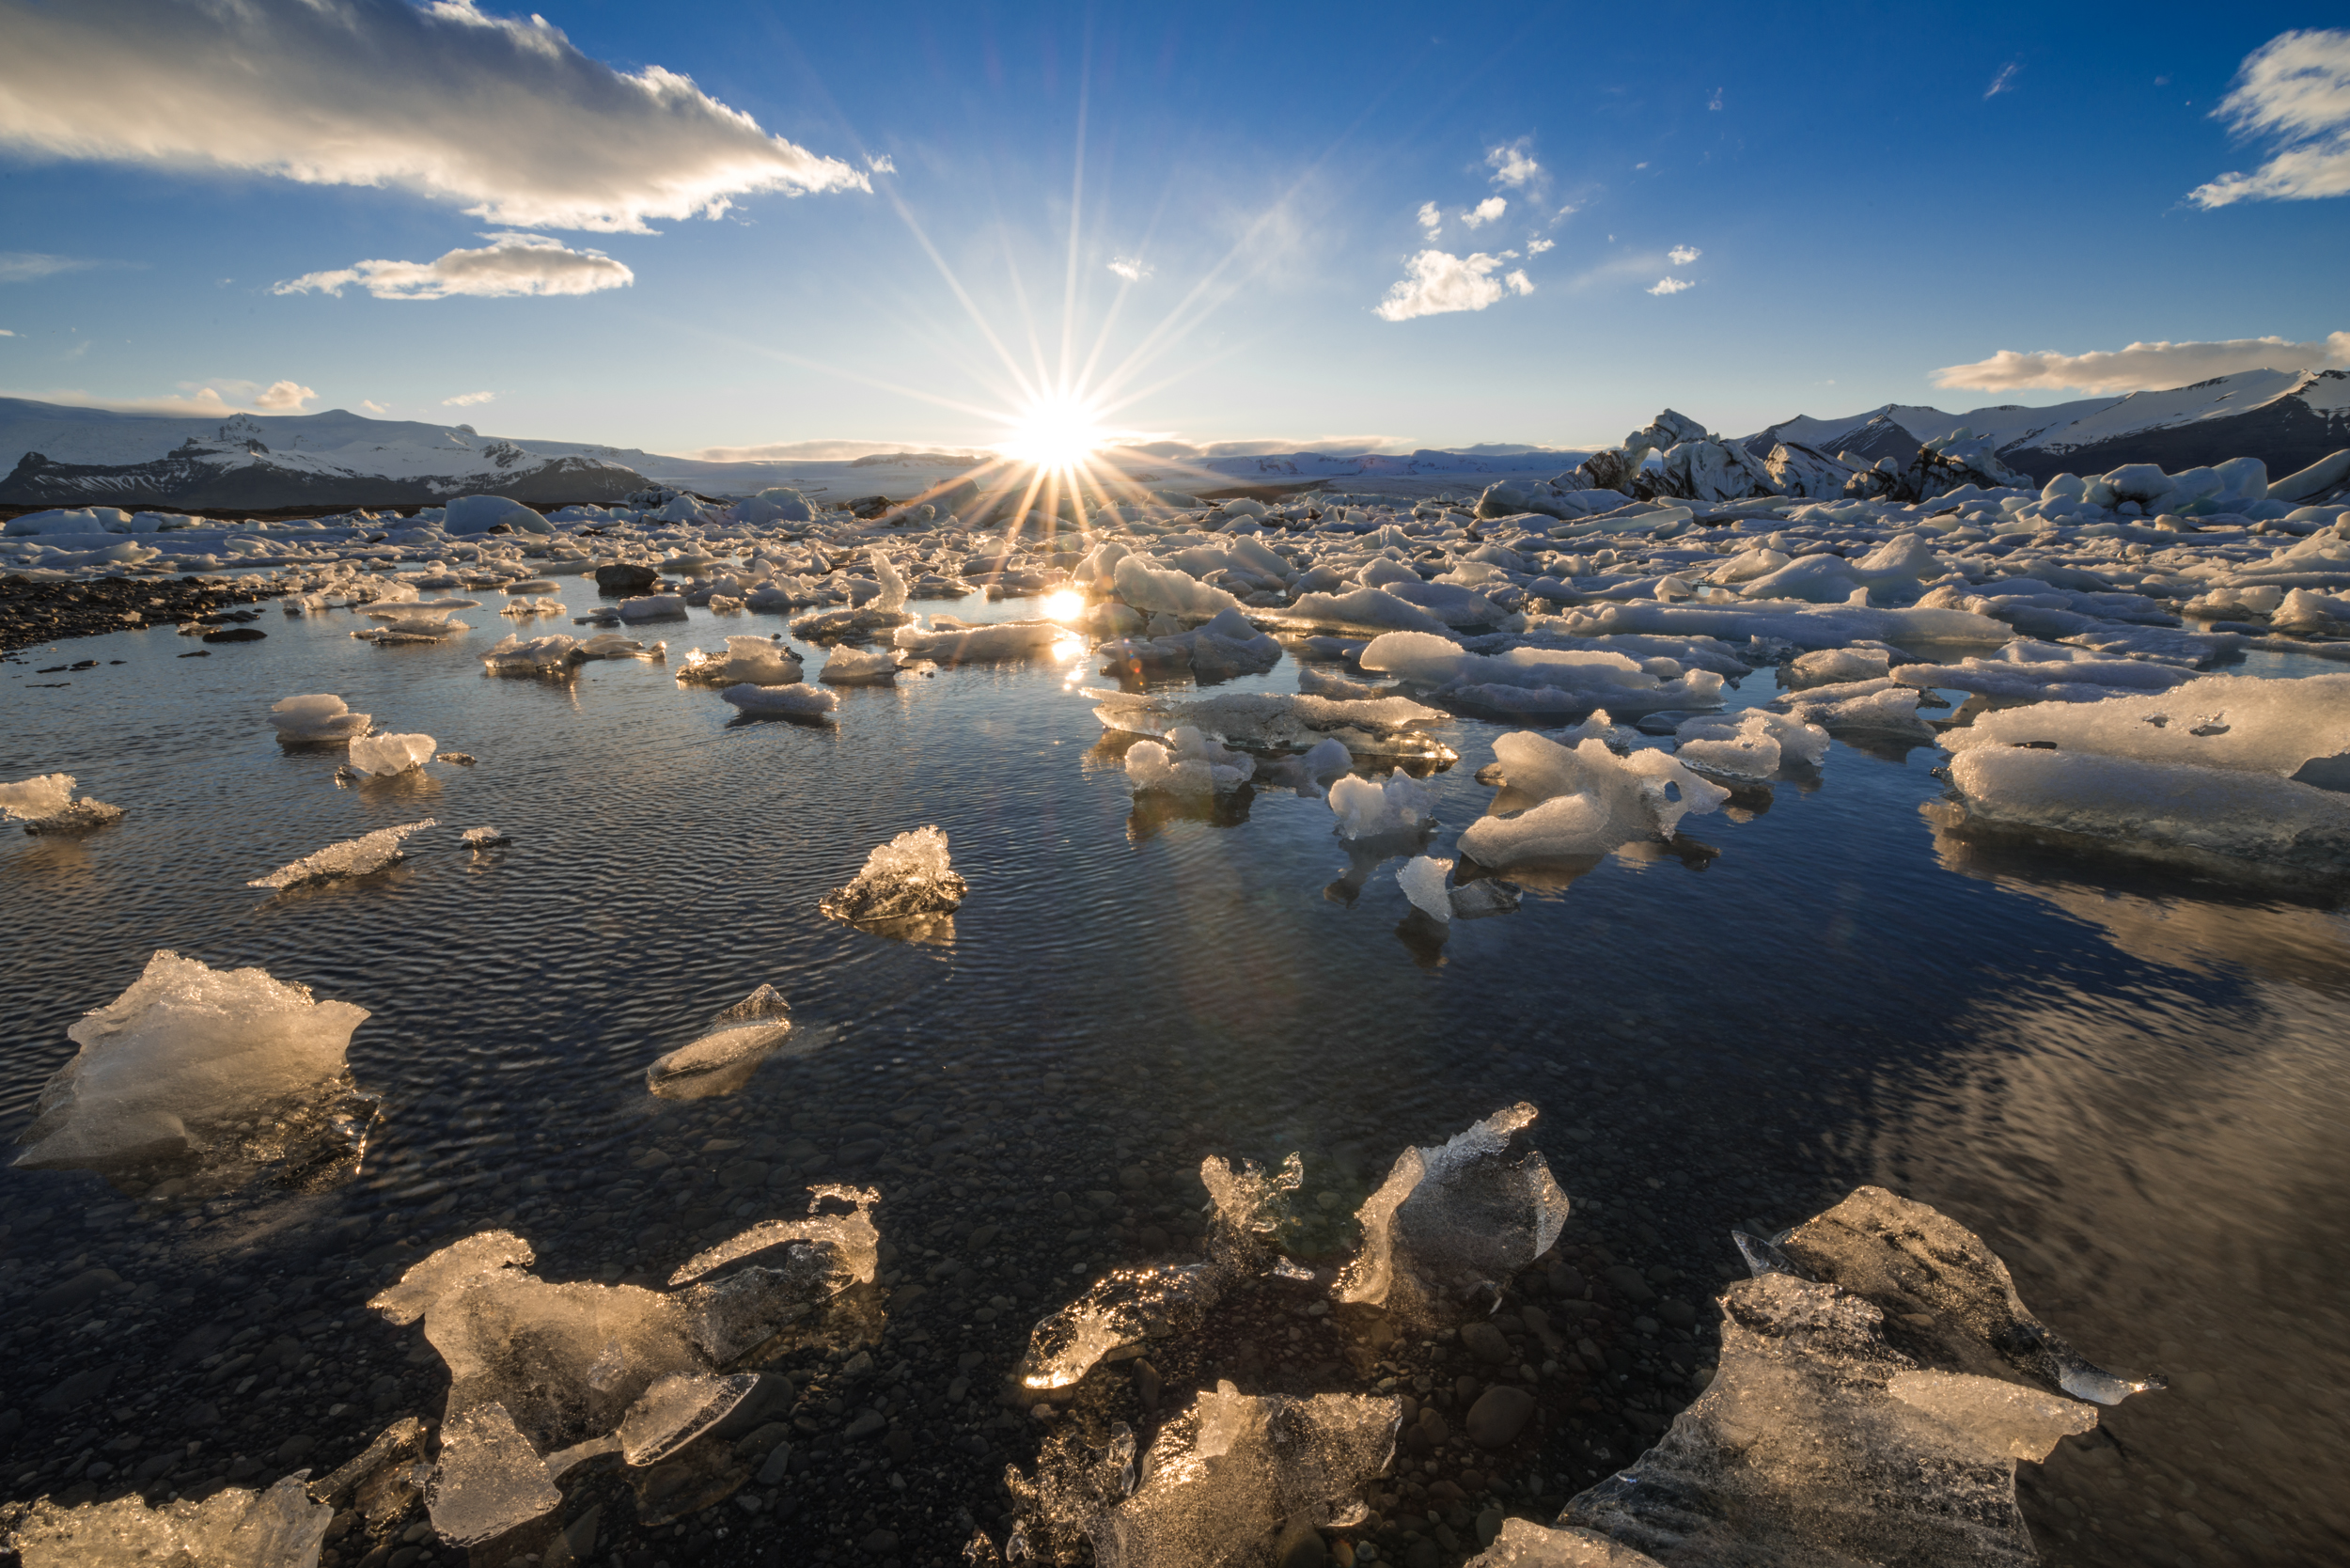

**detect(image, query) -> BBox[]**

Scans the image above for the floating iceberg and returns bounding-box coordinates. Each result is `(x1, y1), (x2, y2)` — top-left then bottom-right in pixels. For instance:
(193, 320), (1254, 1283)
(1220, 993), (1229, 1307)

(646, 983), (793, 1099)
(1089, 688), (1456, 764)
(614, 591), (688, 621)
(1549, 1187), (2160, 1568)
(893, 616), (1068, 663)
(819, 646), (900, 685)
(7, 1472), (331, 1568)
(1338, 1102), (1569, 1318)
(268, 693), (371, 744)
(1125, 726), (1252, 794)
(1892, 637), (2200, 702)
(1329, 770), (1436, 839)
(1771, 678), (1935, 740)
(1111, 552), (1245, 617)
(676, 635), (804, 685)
(1938, 673), (2350, 871)
(820, 824), (966, 922)
(719, 682), (838, 718)
(354, 608), (468, 643)
(1460, 731), (1728, 870)
(1361, 630), (1724, 718)
(1673, 709), (1828, 781)
(249, 819), (436, 889)
(346, 732), (436, 777)
(461, 825), (509, 851)
(12, 950), (370, 1170)
(481, 633), (583, 674)
(1, 772), (124, 835)
(1395, 854), (1454, 920)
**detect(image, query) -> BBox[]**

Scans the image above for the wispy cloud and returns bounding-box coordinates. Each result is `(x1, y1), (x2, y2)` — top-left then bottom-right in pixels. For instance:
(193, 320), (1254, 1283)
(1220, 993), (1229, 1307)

(1708, 87), (1724, 111)
(1647, 277), (1695, 296)
(1667, 244), (1701, 265)
(274, 233), (633, 301)
(866, 154), (896, 175)
(1935, 332), (2350, 392)
(1461, 196), (1507, 229)
(1526, 238), (1555, 256)
(361, 400), (390, 415)
(1106, 256), (1151, 282)
(0, 251), (96, 284)
(0, 328), (14, 337)
(1985, 61), (2021, 99)
(1485, 141), (1541, 188)
(1416, 201), (1442, 239)
(0, 0), (869, 233)
(1374, 251), (1534, 321)
(197, 377), (317, 412)
(4, 384), (314, 416)
(2189, 28), (2350, 207)
(443, 390), (497, 407)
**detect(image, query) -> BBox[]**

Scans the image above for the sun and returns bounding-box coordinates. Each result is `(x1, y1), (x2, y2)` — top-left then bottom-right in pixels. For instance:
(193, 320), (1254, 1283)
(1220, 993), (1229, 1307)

(999, 395), (1106, 471)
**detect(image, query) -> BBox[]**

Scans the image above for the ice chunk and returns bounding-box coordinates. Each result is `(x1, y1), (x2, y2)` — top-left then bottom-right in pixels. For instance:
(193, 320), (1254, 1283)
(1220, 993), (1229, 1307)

(1282, 586), (1455, 635)
(676, 635), (804, 685)
(427, 1401), (564, 1546)
(1771, 678), (1935, 740)
(1111, 552), (1245, 616)
(353, 608), (467, 642)
(1360, 630), (1724, 717)
(1894, 637), (2199, 701)
(370, 1231), (536, 1325)
(1296, 666), (1397, 700)
(646, 983), (793, 1099)
(1465, 1517), (1664, 1566)
(1788, 645), (1891, 686)
(1339, 1102), (1569, 1317)
(892, 616), (1068, 662)
(1941, 672), (2350, 775)
(574, 633), (660, 662)
(1558, 1186), (2156, 1566)
(249, 820), (435, 889)
(617, 1371), (763, 1466)
(719, 682), (838, 718)
(17, 797), (127, 836)
(1125, 726), (1252, 794)
(1256, 735), (1355, 797)
(1089, 688), (1454, 763)
(615, 592), (687, 621)
(481, 633), (582, 674)
(1329, 770), (1435, 839)
(668, 1184), (884, 1362)
(0, 772), (76, 819)
(1395, 855), (1453, 920)
(462, 825), (510, 850)
(820, 824), (966, 922)
(1673, 709), (1828, 780)
(870, 546), (909, 612)
(13, 950), (370, 1170)
(8, 1471), (332, 1568)
(819, 646), (899, 685)
(346, 732), (435, 777)
(1017, 1383), (1399, 1567)
(269, 693), (371, 743)
(1459, 732), (1728, 870)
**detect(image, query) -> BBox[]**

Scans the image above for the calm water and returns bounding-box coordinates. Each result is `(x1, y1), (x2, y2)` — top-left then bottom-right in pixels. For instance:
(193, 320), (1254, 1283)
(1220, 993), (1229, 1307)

(2, 581), (2344, 1567)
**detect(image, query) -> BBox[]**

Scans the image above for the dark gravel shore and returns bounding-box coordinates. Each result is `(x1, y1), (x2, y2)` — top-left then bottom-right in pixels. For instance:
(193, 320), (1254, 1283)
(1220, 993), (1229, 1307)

(0, 573), (285, 654)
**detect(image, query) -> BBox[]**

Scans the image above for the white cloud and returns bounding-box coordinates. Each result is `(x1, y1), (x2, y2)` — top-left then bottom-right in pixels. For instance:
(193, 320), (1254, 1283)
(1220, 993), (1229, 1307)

(361, 400), (390, 415)
(0, 0), (869, 234)
(1647, 277), (1695, 295)
(1985, 61), (2021, 99)
(196, 378), (317, 411)
(0, 251), (95, 284)
(1417, 200), (1442, 238)
(1667, 244), (1701, 265)
(4, 384), (313, 417)
(0, 328), (13, 337)
(444, 390), (497, 407)
(1461, 196), (1506, 228)
(1106, 256), (1151, 282)
(866, 154), (896, 174)
(1374, 250), (1534, 321)
(1935, 333), (2350, 392)
(1708, 87), (1724, 111)
(274, 232), (634, 301)
(1527, 238), (1555, 255)
(1485, 142), (1540, 187)
(2188, 29), (2350, 207)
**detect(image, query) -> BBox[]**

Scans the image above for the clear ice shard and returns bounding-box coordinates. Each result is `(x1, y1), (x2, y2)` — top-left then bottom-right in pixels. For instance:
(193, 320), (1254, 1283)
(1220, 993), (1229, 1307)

(1465, 1517), (1666, 1565)
(1021, 1383), (1400, 1568)
(1550, 1187), (2162, 1567)
(645, 983), (793, 1099)
(6, 1471), (333, 1567)
(1338, 1101), (1570, 1317)
(820, 824), (967, 922)
(676, 635), (804, 685)
(1329, 770), (1435, 839)
(1124, 726), (1252, 794)
(1395, 855), (1454, 921)
(820, 645), (900, 684)
(369, 1200), (876, 1546)
(269, 693), (371, 743)
(11, 949), (370, 1170)
(1017, 1153), (1303, 1390)
(249, 819), (436, 889)
(346, 731), (436, 776)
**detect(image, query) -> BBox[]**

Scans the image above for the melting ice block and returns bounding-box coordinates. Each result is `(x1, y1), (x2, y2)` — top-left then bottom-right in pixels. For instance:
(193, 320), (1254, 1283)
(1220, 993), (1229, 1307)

(481, 633), (583, 674)
(1672, 709), (1828, 781)
(1019, 1383), (1399, 1568)
(7, 1472), (331, 1567)
(1089, 688), (1454, 763)
(269, 693), (371, 743)
(346, 732), (435, 777)
(1361, 630), (1725, 718)
(12, 950), (370, 1170)
(645, 983), (793, 1099)
(677, 635), (803, 686)
(1555, 1187), (2159, 1567)
(1339, 1102), (1569, 1317)
(1459, 731), (1727, 870)
(719, 682), (838, 717)
(249, 820), (435, 889)
(820, 825), (967, 922)
(667, 1184), (884, 1362)
(1329, 770), (1435, 839)
(819, 646), (900, 685)
(1124, 726), (1251, 794)
(0, 772), (124, 835)
(893, 616), (1067, 663)
(1395, 855), (1454, 921)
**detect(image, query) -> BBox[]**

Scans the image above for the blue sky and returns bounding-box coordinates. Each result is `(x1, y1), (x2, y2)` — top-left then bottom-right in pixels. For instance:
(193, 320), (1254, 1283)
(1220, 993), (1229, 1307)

(1, 0), (2345, 456)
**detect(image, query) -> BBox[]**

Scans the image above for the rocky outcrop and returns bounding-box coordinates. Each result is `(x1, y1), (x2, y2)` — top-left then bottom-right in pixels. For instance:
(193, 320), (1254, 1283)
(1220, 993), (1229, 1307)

(1896, 429), (2030, 503)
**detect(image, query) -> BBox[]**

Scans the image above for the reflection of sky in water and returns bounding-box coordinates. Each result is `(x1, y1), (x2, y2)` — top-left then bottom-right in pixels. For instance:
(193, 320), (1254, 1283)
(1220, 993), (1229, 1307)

(1, 590), (2345, 1563)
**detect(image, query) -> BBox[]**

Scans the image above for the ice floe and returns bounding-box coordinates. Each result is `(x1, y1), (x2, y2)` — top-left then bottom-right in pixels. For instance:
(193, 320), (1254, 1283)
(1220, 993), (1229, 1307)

(268, 692), (371, 744)
(719, 682), (838, 718)
(0, 771), (124, 835)
(345, 732), (436, 777)
(1460, 729), (1728, 870)
(820, 824), (967, 923)
(1124, 726), (1252, 795)
(7, 1471), (331, 1567)
(675, 635), (805, 686)
(248, 819), (436, 889)
(645, 983), (794, 1099)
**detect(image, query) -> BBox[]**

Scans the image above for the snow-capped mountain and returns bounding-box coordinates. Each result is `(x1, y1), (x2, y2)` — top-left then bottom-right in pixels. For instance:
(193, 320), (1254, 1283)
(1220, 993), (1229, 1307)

(0, 399), (648, 509)
(1739, 368), (2350, 484)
